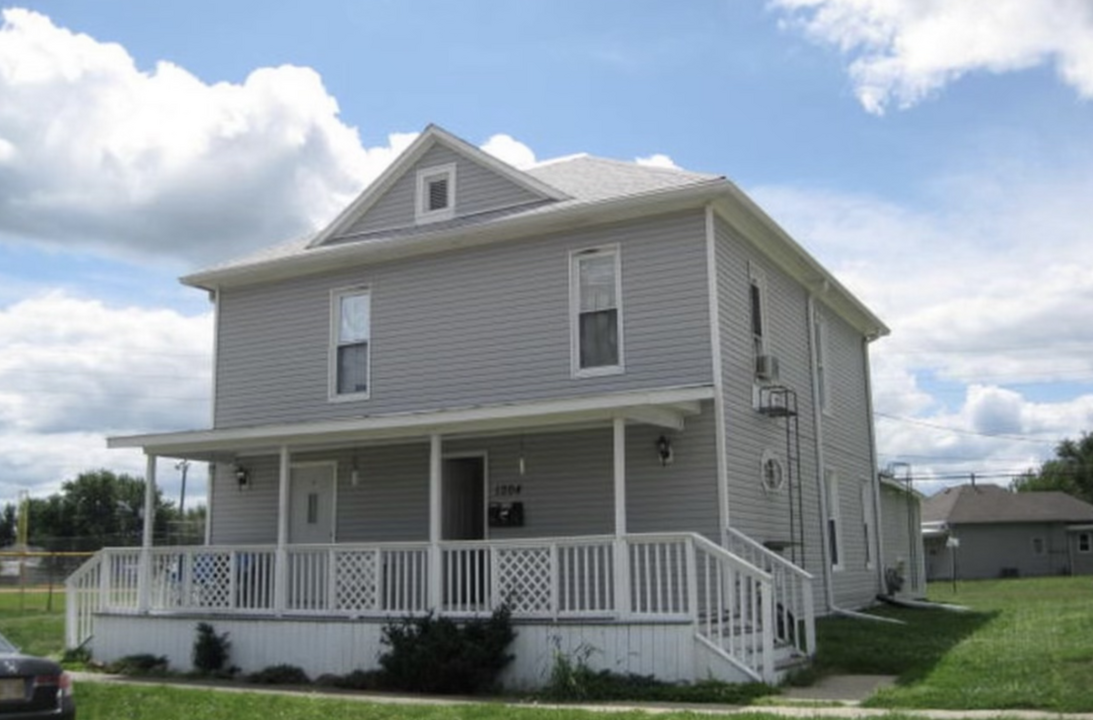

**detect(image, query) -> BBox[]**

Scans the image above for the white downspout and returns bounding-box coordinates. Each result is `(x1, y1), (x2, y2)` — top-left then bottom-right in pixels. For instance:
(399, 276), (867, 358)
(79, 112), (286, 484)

(807, 295), (836, 612)
(704, 205), (730, 537)
(862, 336), (887, 595)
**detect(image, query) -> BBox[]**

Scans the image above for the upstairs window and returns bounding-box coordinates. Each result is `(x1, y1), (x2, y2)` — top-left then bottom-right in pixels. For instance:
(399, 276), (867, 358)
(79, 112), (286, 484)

(749, 263), (770, 382)
(571, 246), (623, 376)
(331, 288), (371, 399)
(825, 469), (843, 570)
(415, 163), (456, 224)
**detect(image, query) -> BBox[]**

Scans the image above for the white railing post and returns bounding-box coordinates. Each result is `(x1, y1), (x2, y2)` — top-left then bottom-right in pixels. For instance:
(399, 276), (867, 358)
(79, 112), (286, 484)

(761, 578), (775, 683)
(328, 547), (338, 613)
(549, 543), (559, 620)
(803, 577), (817, 655)
(685, 538), (698, 622)
(99, 550), (112, 610)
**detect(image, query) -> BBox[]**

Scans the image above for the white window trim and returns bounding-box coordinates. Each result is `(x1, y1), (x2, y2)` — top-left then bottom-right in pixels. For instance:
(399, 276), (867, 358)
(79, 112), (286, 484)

(816, 314), (832, 416)
(329, 286), (372, 402)
(748, 262), (769, 362)
(1078, 532), (1091, 554)
(415, 163), (456, 224)
(861, 479), (874, 570)
(825, 469), (843, 572)
(569, 245), (625, 378)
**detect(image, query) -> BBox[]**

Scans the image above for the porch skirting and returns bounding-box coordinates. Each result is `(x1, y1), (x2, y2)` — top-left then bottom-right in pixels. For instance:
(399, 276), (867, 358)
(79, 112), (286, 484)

(90, 613), (752, 688)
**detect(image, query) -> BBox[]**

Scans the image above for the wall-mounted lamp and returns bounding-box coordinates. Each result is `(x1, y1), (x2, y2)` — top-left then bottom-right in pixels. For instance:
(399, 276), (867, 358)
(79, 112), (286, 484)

(233, 464), (250, 489)
(350, 462), (360, 487)
(656, 435), (674, 466)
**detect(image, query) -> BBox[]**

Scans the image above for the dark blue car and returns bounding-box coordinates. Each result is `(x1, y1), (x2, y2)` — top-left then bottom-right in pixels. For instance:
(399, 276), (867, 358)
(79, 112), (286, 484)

(0, 632), (74, 719)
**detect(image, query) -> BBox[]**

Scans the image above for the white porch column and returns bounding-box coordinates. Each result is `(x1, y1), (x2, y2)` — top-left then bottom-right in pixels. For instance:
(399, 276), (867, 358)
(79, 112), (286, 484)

(612, 417), (630, 616)
(274, 445), (291, 615)
(137, 453), (157, 613)
(428, 433), (443, 610)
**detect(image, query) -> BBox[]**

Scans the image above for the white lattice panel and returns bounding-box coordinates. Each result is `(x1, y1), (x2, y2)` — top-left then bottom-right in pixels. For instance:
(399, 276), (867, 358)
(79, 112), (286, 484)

(189, 553), (232, 609)
(497, 547), (552, 615)
(334, 550), (379, 612)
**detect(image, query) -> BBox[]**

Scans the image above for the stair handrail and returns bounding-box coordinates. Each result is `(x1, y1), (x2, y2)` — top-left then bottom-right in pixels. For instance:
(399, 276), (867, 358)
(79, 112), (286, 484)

(65, 549), (107, 649)
(724, 527), (816, 656)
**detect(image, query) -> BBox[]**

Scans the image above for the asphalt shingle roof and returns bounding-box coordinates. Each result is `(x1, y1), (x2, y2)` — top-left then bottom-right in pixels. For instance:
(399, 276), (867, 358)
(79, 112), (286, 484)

(922, 483), (1093, 525)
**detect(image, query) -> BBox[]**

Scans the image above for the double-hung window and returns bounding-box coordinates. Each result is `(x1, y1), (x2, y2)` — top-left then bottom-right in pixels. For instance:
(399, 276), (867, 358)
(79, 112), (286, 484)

(331, 288), (371, 399)
(571, 246), (623, 376)
(825, 469), (843, 570)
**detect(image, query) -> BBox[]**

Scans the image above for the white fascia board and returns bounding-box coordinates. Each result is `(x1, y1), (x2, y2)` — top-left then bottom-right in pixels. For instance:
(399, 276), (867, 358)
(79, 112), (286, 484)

(109, 385), (715, 457)
(308, 125), (568, 250)
(182, 181), (726, 291)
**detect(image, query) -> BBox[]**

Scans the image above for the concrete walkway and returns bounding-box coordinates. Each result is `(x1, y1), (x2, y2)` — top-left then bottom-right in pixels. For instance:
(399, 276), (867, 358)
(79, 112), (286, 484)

(70, 672), (1093, 718)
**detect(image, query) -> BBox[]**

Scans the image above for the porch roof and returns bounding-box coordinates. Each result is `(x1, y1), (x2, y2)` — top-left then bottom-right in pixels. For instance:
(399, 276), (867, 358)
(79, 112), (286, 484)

(108, 385), (714, 461)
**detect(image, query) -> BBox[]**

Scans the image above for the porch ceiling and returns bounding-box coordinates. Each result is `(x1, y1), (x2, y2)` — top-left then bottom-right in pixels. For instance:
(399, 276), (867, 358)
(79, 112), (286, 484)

(108, 385), (715, 461)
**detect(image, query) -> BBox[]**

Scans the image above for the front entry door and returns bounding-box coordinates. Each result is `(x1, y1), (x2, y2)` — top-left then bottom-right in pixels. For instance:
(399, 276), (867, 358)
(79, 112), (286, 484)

(443, 456), (485, 540)
(289, 464), (335, 544)
(442, 456), (486, 609)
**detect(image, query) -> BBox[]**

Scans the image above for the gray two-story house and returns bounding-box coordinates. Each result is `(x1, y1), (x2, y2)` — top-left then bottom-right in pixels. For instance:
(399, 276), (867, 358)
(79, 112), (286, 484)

(68, 125), (890, 686)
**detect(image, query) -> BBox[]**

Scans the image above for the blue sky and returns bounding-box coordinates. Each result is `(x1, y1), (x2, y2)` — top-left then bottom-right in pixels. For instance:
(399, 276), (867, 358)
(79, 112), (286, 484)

(2, 0), (1093, 508)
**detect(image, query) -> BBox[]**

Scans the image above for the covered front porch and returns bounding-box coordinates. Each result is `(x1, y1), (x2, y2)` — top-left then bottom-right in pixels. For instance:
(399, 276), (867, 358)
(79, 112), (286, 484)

(68, 386), (814, 685)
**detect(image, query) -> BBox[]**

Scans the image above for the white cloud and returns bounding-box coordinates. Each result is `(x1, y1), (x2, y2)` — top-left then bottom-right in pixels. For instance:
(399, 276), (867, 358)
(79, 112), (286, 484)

(0, 9), (411, 267)
(635, 153), (680, 169)
(751, 158), (1093, 485)
(480, 134), (537, 169)
(771, 0), (1093, 113)
(0, 291), (212, 506)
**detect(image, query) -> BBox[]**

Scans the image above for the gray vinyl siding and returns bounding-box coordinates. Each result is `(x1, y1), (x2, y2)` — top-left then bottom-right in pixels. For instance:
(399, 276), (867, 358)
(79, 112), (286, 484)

(928, 522), (1070, 580)
(713, 216), (878, 612)
(880, 485), (924, 594)
(1070, 531), (1093, 575)
(215, 211), (712, 427)
(208, 405), (720, 544)
(342, 143), (544, 237)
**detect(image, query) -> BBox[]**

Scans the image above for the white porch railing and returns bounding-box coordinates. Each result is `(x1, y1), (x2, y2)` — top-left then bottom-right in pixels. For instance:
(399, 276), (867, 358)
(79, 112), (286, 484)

(724, 527), (817, 657)
(66, 532), (810, 682)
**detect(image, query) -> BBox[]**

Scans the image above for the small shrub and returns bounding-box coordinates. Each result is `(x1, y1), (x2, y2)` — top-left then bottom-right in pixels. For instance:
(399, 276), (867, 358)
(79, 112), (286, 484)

(108, 654), (169, 676)
(316, 669), (383, 690)
(246, 664), (310, 685)
(61, 646), (92, 666)
(541, 645), (774, 704)
(378, 605), (515, 694)
(192, 622), (231, 675)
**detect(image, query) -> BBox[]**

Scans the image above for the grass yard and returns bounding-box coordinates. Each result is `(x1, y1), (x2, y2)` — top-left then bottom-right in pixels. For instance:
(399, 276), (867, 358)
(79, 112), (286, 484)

(814, 575), (1093, 712)
(0, 588), (66, 657)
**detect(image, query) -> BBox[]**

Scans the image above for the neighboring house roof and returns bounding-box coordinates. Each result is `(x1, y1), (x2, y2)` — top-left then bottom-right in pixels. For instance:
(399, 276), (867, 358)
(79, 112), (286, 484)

(922, 483), (1093, 525)
(181, 124), (888, 338)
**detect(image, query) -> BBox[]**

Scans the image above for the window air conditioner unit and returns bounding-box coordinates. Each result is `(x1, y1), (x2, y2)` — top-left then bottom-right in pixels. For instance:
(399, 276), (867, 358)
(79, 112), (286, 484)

(755, 353), (780, 382)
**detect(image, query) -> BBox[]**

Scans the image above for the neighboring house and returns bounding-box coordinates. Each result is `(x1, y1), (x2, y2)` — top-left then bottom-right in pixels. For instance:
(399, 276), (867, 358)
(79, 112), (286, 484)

(877, 476), (926, 597)
(67, 125), (892, 686)
(922, 483), (1093, 581)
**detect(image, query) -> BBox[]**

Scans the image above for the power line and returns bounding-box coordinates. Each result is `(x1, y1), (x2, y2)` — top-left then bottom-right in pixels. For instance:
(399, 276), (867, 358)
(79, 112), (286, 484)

(874, 412), (1056, 445)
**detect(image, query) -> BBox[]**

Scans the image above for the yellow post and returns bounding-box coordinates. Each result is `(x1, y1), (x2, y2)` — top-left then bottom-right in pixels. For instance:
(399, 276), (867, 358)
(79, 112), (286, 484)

(17, 490), (29, 612)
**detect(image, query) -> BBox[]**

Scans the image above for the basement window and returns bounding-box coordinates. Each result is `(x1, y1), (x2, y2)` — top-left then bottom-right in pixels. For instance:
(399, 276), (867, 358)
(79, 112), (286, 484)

(415, 163), (456, 224)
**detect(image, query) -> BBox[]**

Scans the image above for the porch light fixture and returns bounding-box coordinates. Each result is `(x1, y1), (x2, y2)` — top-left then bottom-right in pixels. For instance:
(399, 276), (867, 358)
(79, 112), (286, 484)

(233, 464), (250, 489)
(656, 435), (673, 466)
(350, 459), (360, 487)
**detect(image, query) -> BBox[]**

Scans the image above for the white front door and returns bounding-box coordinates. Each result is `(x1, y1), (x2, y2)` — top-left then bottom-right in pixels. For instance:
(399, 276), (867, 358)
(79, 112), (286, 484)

(289, 464), (336, 544)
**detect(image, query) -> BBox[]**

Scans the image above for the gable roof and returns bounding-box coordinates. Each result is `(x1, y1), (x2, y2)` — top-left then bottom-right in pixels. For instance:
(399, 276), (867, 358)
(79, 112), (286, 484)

(308, 124), (568, 248)
(181, 125), (889, 339)
(922, 483), (1093, 525)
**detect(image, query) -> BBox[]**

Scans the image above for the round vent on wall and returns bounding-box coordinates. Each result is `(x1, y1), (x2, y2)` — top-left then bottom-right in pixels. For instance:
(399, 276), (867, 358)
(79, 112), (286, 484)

(760, 451), (785, 493)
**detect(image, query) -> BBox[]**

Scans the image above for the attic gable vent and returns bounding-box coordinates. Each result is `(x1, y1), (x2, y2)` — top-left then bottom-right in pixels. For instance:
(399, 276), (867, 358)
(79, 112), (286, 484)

(415, 163), (456, 224)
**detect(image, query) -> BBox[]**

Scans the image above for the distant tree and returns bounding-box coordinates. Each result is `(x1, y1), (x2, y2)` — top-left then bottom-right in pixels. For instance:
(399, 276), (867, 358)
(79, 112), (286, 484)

(0, 503), (15, 546)
(1013, 432), (1093, 504)
(23, 469), (177, 551)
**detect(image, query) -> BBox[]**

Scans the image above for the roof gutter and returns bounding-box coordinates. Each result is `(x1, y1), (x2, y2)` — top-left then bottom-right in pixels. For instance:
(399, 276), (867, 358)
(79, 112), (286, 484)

(182, 180), (728, 291)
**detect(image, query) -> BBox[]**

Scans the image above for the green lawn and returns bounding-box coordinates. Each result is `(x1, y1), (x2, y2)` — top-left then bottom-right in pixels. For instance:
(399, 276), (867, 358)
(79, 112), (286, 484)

(814, 576), (1093, 712)
(0, 588), (66, 657)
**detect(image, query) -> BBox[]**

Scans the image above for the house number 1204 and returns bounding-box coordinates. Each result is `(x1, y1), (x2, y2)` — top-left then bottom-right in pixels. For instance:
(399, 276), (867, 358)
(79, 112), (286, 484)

(493, 484), (522, 497)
